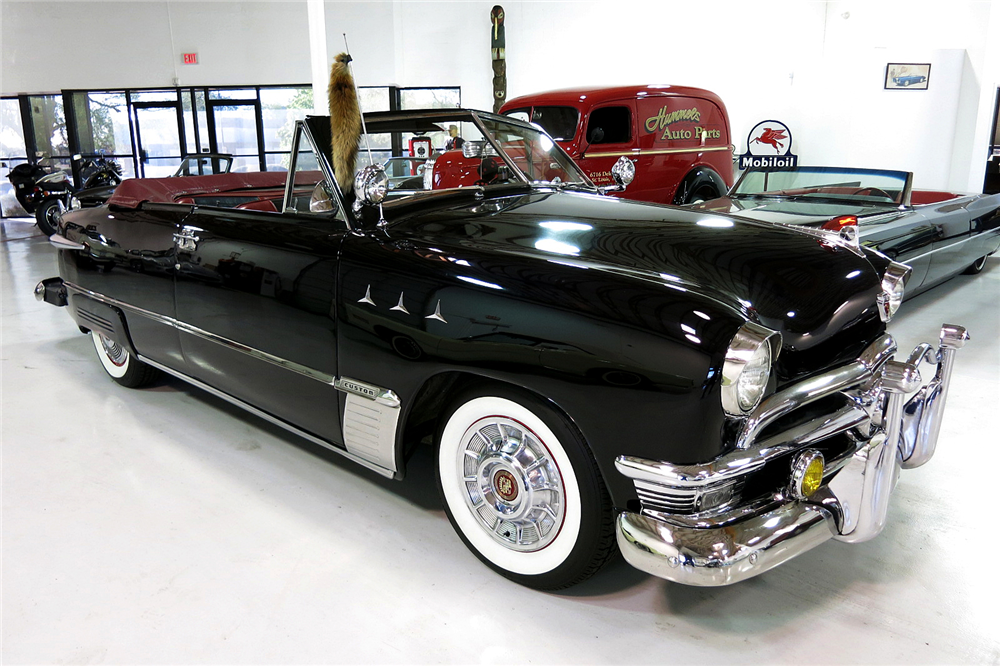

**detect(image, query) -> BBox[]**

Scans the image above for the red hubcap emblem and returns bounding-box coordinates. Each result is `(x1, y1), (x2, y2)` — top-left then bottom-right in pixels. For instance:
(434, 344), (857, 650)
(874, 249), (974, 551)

(493, 470), (519, 502)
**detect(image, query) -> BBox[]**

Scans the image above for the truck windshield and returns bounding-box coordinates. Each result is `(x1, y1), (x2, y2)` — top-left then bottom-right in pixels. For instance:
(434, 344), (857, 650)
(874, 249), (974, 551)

(505, 106), (579, 142)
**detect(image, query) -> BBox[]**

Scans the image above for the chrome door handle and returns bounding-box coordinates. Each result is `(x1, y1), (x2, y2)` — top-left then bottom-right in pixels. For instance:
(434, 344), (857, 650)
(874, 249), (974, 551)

(173, 226), (202, 252)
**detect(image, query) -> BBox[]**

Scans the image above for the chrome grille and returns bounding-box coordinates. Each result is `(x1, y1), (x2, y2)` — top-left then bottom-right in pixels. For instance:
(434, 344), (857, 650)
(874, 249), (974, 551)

(634, 479), (745, 515)
(634, 480), (699, 513)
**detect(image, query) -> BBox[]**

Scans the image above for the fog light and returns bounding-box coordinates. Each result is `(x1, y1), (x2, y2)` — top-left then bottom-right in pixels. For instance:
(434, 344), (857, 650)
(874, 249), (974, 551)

(790, 450), (825, 500)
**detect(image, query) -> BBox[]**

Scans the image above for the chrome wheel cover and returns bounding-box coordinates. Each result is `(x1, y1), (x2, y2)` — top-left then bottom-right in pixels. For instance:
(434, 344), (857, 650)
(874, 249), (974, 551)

(97, 333), (128, 367)
(45, 200), (64, 225)
(458, 416), (565, 552)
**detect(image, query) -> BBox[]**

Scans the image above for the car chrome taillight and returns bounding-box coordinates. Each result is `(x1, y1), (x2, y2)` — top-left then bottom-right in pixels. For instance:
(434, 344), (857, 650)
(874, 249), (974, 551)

(721, 321), (781, 417)
(821, 215), (859, 245)
(876, 261), (911, 322)
(821, 215), (857, 232)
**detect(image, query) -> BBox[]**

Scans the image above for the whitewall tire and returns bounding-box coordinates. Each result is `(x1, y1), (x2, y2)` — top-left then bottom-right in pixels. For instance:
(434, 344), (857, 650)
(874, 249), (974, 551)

(91, 331), (160, 388)
(436, 386), (616, 589)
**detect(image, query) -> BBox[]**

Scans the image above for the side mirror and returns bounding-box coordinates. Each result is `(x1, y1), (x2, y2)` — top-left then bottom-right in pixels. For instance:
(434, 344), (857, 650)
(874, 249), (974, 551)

(612, 155), (635, 187)
(354, 164), (388, 206)
(599, 156), (635, 195)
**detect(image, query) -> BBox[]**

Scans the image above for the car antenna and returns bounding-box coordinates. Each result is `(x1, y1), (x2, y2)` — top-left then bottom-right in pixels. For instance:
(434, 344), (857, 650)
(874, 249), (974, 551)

(342, 34), (376, 170)
(341, 34), (386, 227)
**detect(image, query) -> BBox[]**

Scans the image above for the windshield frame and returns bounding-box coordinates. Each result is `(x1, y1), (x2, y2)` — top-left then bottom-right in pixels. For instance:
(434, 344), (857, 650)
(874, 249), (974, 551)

(729, 166), (914, 207)
(360, 108), (597, 192)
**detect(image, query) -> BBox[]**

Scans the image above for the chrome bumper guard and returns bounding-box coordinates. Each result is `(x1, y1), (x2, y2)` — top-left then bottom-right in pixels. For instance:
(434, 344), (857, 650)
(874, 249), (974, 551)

(615, 324), (969, 586)
(34, 277), (68, 307)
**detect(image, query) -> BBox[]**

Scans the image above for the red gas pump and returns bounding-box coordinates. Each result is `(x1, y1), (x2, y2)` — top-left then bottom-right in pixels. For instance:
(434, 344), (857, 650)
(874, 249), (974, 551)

(409, 136), (433, 174)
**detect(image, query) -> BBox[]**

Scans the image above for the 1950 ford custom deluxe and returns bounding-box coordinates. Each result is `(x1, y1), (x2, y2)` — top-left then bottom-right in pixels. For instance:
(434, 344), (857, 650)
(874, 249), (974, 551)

(36, 109), (967, 590)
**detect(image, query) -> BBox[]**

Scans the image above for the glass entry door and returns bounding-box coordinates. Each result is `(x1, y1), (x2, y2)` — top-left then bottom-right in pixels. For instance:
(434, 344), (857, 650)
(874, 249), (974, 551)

(133, 101), (185, 177)
(206, 98), (264, 172)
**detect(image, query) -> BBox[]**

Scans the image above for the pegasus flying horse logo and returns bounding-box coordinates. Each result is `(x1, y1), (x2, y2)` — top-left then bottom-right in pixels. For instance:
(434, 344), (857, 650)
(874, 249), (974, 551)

(751, 127), (788, 153)
(739, 119), (798, 169)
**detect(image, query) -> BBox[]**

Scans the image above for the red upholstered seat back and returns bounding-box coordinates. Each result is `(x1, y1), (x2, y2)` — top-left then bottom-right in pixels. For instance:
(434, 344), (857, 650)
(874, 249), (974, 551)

(108, 172), (289, 209)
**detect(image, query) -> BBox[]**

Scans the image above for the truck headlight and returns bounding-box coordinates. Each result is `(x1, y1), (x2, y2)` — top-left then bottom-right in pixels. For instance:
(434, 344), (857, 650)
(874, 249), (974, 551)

(722, 321), (781, 416)
(876, 261), (910, 322)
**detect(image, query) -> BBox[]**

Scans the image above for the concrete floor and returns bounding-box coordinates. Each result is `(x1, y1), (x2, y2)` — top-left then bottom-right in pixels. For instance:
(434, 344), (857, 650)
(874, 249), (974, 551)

(3, 216), (999, 664)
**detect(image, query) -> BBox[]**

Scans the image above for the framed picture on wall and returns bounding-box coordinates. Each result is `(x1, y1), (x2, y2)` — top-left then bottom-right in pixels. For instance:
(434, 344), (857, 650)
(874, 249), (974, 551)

(885, 63), (931, 90)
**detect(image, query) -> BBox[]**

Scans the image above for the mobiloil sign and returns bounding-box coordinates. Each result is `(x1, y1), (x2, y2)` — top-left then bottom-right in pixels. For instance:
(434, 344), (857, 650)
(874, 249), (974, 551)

(739, 120), (798, 169)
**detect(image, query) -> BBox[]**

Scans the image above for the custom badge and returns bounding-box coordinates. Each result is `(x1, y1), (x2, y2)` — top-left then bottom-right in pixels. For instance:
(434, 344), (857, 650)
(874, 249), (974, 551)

(739, 120), (798, 169)
(493, 469), (519, 502)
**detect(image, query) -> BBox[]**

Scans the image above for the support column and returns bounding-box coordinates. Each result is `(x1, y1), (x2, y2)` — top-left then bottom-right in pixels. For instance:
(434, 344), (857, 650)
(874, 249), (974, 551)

(307, 0), (329, 116)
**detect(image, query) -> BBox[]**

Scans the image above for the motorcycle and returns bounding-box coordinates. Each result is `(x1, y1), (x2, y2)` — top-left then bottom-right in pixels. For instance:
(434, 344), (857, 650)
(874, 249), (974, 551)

(7, 155), (122, 236)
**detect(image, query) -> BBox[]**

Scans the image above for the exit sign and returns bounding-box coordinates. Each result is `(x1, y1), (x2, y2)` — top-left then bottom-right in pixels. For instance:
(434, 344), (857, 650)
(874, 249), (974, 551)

(182, 53), (198, 65)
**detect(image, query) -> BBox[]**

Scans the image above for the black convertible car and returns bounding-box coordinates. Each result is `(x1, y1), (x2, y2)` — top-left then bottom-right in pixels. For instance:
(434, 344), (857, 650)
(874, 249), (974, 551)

(37, 110), (969, 590)
(692, 166), (1000, 297)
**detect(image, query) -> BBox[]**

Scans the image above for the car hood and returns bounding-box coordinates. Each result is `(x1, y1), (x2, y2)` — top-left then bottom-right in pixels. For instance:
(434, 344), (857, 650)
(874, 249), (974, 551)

(692, 195), (906, 226)
(388, 190), (888, 369)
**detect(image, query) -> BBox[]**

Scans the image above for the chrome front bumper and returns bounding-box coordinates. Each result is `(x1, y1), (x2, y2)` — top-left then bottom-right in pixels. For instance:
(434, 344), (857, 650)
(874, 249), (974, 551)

(615, 323), (969, 586)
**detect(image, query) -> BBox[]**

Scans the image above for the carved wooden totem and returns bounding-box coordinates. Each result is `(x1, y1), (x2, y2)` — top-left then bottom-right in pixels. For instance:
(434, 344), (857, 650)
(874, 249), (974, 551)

(491, 5), (506, 113)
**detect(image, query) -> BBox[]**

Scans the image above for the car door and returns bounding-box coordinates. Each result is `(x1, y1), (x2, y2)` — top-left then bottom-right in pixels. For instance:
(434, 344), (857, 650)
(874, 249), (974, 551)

(921, 200), (974, 286)
(578, 101), (638, 197)
(65, 204), (185, 368)
(635, 94), (729, 204)
(172, 124), (350, 446)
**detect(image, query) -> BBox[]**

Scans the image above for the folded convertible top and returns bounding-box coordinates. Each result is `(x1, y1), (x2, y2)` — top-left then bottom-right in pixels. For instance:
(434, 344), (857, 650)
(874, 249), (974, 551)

(108, 172), (288, 209)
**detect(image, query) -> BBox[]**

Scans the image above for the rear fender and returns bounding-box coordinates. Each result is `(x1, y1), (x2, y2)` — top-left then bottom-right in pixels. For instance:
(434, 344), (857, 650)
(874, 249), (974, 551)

(68, 292), (138, 356)
(673, 167), (727, 205)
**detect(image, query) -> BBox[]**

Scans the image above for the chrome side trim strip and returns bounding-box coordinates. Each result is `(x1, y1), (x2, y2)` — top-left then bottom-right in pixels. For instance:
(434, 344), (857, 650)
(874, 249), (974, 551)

(66, 280), (180, 326)
(584, 146), (731, 159)
(67, 280), (335, 384)
(173, 318), (334, 385)
(63, 282), (399, 406)
(136, 355), (395, 479)
(891, 232), (984, 265)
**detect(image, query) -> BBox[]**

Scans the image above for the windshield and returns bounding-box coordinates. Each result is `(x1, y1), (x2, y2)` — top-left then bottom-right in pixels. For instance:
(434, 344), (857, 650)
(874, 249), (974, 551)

(504, 106), (580, 142)
(357, 111), (593, 194)
(733, 167), (909, 206)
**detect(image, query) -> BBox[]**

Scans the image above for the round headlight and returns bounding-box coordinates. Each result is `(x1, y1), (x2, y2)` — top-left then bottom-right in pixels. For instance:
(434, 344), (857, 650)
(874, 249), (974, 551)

(68, 196), (82, 211)
(737, 342), (771, 412)
(721, 321), (780, 417)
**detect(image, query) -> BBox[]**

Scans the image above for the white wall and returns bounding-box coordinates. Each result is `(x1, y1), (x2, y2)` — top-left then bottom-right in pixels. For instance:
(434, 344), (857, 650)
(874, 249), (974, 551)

(2, 0), (997, 192)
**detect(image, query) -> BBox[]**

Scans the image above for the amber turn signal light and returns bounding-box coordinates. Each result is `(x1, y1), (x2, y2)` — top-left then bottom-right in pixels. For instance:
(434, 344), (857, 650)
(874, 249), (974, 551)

(789, 450), (825, 500)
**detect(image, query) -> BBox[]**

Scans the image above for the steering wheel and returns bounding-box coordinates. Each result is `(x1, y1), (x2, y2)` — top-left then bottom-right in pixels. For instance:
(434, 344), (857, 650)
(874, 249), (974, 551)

(852, 187), (893, 201)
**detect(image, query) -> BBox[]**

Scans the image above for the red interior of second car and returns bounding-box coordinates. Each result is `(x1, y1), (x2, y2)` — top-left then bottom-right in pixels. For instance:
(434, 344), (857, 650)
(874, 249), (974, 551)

(107, 171), (322, 211)
(910, 190), (962, 205)
(431, 150), (485, 189)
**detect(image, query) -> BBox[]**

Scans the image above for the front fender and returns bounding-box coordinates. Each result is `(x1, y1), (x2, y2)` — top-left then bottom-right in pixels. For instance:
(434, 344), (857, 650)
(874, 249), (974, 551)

(336, 233), (745, 506)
